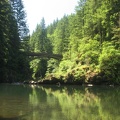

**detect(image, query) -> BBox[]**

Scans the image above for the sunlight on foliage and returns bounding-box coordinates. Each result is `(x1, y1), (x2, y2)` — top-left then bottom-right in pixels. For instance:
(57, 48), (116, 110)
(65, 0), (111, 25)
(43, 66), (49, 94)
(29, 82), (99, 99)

(99, 42), (120, 83)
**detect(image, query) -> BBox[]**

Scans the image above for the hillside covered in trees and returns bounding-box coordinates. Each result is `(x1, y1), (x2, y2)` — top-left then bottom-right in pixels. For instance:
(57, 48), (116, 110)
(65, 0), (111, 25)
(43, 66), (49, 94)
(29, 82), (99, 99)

(0, 0), (120, 85)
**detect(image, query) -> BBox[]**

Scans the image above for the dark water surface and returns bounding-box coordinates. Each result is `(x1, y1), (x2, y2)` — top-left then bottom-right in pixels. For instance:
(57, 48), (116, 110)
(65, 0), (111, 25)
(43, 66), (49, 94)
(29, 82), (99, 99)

(0, 84), (120, 120)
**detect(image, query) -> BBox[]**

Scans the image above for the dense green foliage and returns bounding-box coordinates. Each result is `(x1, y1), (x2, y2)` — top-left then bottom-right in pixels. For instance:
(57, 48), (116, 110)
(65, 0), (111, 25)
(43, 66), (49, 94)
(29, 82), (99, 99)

(29, 18), (52, 79)
(0, 0), (30, 83)
(0, 0), (120, 84)
(43, 0), (120, 84)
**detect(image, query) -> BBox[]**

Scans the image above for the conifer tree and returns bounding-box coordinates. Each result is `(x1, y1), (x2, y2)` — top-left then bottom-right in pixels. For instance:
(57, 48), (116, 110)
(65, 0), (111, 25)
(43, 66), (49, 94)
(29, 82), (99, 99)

(10, 0), (29, 39)
(0, 0), (21, 82)
(30, 18), (52, 79)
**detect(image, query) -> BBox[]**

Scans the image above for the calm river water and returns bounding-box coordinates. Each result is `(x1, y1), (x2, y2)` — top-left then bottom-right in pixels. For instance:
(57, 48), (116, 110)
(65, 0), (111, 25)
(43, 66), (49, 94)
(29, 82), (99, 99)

(0, 84), (120, 120)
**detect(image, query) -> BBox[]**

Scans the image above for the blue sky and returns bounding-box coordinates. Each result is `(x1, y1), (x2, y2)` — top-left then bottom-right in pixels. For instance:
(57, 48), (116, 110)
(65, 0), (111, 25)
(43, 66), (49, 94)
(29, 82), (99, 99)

(23, 0), (78, 34)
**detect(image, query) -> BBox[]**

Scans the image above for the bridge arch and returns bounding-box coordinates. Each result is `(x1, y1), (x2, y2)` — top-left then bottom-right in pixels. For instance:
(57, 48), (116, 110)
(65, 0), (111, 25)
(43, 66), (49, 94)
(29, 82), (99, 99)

(27, 52), (63, 60)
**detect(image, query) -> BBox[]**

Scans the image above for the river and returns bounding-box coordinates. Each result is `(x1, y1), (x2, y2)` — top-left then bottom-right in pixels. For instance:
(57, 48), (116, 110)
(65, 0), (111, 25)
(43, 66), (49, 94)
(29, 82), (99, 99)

(0, 84), (120, 120)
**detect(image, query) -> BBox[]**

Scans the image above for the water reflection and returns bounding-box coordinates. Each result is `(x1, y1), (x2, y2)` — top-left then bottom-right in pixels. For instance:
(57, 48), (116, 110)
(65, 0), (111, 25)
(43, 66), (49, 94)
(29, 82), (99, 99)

(0, 84), (120, 120)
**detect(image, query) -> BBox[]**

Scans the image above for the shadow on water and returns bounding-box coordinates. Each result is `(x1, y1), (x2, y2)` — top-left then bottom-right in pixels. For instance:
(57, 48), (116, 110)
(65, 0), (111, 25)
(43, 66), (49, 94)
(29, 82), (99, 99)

(0, 116), (23, 120)
(0, 110), (32, 120)
(0, 115), (26, 120)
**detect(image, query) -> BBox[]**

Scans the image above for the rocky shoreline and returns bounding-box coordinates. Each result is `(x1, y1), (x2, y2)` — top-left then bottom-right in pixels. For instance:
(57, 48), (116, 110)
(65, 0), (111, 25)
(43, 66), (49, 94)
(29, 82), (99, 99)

(23, 75), (119, 86)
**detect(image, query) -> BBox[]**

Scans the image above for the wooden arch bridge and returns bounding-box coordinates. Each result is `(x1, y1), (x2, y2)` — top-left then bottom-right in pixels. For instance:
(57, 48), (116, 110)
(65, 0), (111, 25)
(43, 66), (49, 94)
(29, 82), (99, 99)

(27, 52), (63, 60)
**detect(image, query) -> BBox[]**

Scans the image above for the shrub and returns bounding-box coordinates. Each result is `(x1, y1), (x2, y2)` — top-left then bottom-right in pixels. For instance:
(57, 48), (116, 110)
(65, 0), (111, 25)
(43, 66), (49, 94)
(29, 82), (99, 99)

(78, 39), (100, 65)
(99, 42), (120, 83)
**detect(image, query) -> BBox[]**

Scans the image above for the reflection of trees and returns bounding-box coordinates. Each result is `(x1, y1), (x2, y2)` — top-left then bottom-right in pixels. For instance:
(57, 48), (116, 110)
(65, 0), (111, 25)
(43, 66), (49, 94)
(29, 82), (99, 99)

(1, 85), (119, 120)
(28, 85), (65, 120)
(44, 87), (100, 120)
(42, 86), (120, 120)
(29, 86), (39, 106)
(96, 87), (120, 120)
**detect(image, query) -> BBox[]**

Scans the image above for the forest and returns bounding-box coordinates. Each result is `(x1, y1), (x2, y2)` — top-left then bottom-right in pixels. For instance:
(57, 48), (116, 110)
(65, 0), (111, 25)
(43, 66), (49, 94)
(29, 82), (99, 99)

(0, 0), (120, 85)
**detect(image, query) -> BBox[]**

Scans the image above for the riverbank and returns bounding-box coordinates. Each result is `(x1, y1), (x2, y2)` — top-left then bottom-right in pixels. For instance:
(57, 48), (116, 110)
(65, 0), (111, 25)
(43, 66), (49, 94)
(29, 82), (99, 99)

(23, 73), (119, 86)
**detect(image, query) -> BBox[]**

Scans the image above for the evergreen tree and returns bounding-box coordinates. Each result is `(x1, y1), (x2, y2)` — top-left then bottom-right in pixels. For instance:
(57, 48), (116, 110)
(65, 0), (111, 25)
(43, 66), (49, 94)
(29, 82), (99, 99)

(10, 0), (29, 39)
(0, 0), (9, 82)
(0, 0), (20, 82)
(30, 18), (52, 79)
(47, 19), (58, 35)
(0, 0), (30, 82)
(52, 15), (70, 54)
